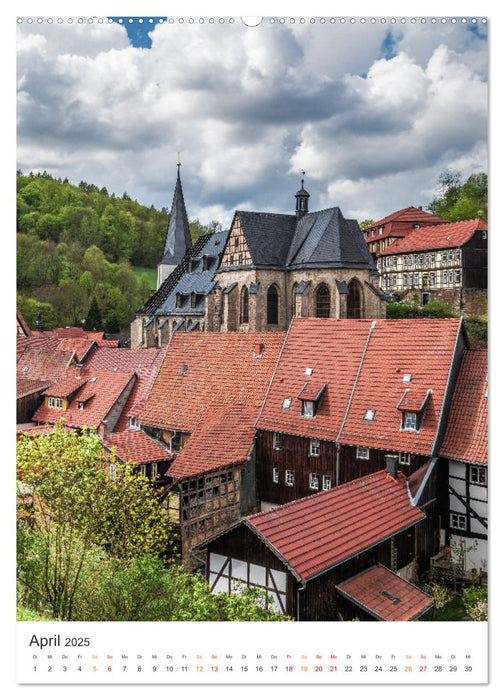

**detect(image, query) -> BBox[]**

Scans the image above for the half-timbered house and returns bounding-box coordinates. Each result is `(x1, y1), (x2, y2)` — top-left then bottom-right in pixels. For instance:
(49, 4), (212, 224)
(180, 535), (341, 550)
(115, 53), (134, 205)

(201, 467), (434, 620)
(439, 349), (488, 573)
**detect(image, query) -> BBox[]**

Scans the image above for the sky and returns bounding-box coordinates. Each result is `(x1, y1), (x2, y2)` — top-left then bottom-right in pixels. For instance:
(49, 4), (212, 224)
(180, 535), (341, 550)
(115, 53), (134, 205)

(16, 13), (488, 230)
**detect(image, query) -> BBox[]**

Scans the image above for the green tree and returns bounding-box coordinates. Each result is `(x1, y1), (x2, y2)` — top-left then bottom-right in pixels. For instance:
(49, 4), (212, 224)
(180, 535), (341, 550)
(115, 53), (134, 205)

(83, 295), (103, 330)
(359, 219), (375, 230)
(429, 171), (487, 222)
(17, 424), (175, 620)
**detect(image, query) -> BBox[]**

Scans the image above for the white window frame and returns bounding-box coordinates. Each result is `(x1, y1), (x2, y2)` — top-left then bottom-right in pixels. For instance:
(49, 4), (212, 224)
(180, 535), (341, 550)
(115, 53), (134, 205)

(356, 446), (370, 460)
(451, 513), (467, 530)
(56, 398), (63, 409)
(309, 438), (320, 457)
(309, 473), (319, 490)
(272, 467), (279, 484)
(285, 470), (294, 487)
(470, 466), (487, 485)
(364, 409), (375, 422)
(273, 432), (282, 450)
(399, 452), (411, 465)
(129, 416), (140, 430)
(282, 398), (292, 410)
(48, 397), (55, 408)
(403, 412), (418, 431)
(109, 463), (117, 480)
(322, 475), (332, 491)
(301, 400), (314, 418)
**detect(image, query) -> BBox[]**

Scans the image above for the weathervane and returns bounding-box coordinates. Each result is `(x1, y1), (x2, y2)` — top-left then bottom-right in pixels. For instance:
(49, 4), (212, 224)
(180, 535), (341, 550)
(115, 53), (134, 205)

(301, 169), (306, 188)
(177, 151), (182, 167)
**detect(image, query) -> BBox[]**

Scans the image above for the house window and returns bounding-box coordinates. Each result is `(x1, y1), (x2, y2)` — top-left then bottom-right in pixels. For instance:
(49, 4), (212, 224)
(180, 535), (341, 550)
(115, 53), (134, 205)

(470, 466), (487, 485)
(414, 273), (419, 286)
(403, 412), (418, 431)
(109, 463), (117, 480)
(322, 475), (331, 490)
(129, 416), (140, 430)
(364, 409), (375, 421)
(48, 397), (55, 408)
(429, 272), (436, 286)
(285, 470), (294, 487)
(403, 274), (408, 287)
(482, 231), (487, 240)
(451, 513), (467, 530)
(309, 438), (320, 456)
(356, 446), (369, 460)
(267, 285), (279, 325)
(56, 398), (63, 409)
(240, 286), (249, 324)
(301, 400), (314, 418)
(402, 373), (412, 383)
(282, 398), (292, 410)
(399, 452), (411, 465)
(272, 467), (279, 484)
(455, 270), (461, 283)
(78, 402), (85, 410)
(449, 271), (453, 283)
(238, 254), (243, 265)
(309, 473), (319, 490)
(273, 432), (282, 450)
(442, 271), (448, 284)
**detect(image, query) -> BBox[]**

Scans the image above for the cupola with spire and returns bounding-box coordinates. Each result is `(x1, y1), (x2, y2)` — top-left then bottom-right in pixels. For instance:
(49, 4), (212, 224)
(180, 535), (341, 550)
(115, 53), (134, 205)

(157, 156), (192, 289)
(295, 171), (310, 220)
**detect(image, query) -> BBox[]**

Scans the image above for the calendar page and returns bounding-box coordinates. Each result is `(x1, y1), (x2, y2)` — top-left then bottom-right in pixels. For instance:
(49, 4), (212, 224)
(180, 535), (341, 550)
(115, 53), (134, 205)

(12, 1), (493, 693)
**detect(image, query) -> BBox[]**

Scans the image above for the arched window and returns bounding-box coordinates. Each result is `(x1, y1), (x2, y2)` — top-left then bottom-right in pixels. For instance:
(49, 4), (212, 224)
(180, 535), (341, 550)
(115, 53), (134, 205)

(347, 279), (362, 319)
(240, 286), (249, 324)
(292, 283), (298, 318)
(315, 283), (330, 318)
(267, 285), (279, 325)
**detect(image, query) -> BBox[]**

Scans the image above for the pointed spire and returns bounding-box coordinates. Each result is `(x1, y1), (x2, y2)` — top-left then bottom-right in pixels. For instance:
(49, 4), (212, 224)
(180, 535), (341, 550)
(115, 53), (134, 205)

(161, 160), (192, 265)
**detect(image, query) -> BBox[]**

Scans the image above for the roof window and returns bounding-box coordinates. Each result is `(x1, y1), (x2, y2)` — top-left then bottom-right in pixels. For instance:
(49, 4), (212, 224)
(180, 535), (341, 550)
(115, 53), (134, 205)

(364, 409), (376, 421)
(305, 368), (313, 376)
(282, 398), (292, 410)
(181, 364), (188, 375)
(402, 373), (412, 383)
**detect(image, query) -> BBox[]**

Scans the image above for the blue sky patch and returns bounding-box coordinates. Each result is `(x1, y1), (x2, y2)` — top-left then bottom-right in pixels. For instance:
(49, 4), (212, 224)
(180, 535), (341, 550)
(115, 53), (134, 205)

(109, 17), (167, 48)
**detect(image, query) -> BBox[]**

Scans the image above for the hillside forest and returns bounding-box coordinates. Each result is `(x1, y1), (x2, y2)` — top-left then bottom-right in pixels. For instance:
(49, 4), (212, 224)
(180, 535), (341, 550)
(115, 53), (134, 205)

(16, 171), (218, 334)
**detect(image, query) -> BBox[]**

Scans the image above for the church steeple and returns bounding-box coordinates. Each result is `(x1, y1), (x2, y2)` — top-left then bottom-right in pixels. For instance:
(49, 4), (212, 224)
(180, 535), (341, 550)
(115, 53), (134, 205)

(295, 171), (310, 220)
(157, 159), (192, 289)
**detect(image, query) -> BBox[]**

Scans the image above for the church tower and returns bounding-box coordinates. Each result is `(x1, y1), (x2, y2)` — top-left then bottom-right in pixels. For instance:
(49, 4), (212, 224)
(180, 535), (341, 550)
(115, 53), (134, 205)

(157, 159), (192, 289)
(295, 172), (310, 220)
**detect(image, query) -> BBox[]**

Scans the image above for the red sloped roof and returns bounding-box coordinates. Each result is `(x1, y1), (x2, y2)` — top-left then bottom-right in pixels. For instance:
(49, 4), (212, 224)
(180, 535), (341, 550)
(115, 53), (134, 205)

(33, 368), (135, 430)
(58, 338), (95, 362)
(139, 332), (286, 433)
(381, 219), (487, 255)
(335, 564), (434, 620)
(102, 430), (171, 465)
(42, 372), (87, 398)
(169, 404), (258, 479)
(17, 336), (74, 383)
(440, 350), (488, 465)
(362, 207), (449, 243)
(247, 470), (424, 582)
(256, 318), (460, 454)
(16, 378), (52, 400)
(339, 318), (460, 454)
(256, 319), (372, 441)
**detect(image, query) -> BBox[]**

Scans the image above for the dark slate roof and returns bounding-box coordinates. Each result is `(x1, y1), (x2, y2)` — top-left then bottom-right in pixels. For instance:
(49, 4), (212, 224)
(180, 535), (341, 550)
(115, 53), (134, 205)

(161, 167), (192, 266)
(138, 232), (227, 317)
(230, 208), (375, 271)
(234, 211), (297, 267)
(287, 208), (375, 269)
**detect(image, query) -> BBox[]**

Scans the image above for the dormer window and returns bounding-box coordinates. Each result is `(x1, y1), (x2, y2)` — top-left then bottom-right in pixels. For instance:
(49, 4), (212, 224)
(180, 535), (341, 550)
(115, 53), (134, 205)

(129, 417), (140, 430)
(301, 400), (314, 418)
(403, 412), (418, 431)
(78, 402), (85, 410)
(397, 388), (431, 432)
(48, 397), (63, 409)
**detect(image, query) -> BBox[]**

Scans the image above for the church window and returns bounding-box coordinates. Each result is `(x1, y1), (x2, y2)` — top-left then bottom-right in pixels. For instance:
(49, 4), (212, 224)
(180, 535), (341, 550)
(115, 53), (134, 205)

(267, 285), (279, 325)
(240, 286), (249, 324)
(347, 280), (362, 319)
(315, 283), (330, 318)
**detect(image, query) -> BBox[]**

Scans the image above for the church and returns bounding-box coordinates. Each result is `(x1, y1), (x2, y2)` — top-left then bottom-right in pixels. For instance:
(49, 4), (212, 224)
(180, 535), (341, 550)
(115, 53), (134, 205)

(130, 167), (386, 348)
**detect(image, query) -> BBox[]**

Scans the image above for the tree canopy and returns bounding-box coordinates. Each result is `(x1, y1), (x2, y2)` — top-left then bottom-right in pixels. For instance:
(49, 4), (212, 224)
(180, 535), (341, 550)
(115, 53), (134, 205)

(428, 170), (487, 222)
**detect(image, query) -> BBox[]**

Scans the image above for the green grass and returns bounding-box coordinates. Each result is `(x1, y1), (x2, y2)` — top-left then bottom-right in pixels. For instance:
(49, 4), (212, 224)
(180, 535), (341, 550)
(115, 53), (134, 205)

(427, 595), (468, 621)
(132, 266), (156, 289)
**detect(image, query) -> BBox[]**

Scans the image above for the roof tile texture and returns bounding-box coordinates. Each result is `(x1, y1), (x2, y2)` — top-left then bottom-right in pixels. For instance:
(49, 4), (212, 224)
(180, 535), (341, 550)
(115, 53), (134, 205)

(362, 206), (449, 243)
(440, 350), (488, 465)
(336, 564), (433, 620)
(139, 332), (286, 432)
(102, 430), (171, 465)
(381, 219), (487, 255)
(248, 470), (425, 582)
(169, 404), (258, 478)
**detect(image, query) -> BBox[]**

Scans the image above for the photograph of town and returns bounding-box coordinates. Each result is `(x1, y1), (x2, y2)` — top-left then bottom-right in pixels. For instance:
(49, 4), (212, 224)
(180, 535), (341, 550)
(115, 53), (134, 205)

(16, 15), (488, 625)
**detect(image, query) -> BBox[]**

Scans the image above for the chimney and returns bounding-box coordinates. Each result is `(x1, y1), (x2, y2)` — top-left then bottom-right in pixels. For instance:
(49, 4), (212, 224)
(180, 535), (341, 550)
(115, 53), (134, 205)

(385, 454), (399, 479)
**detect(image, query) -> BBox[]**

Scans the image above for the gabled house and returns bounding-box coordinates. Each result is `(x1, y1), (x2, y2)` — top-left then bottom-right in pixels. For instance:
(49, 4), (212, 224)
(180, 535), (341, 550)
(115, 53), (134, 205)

(361, 206), (448, 259)
(254, 317), (465, 509)
(377, 218), (487, 312)
(32, 367), (136, 436)
(101, 429), (172, 481)
(200, 467), (434, 620)
(138, 331), (286, 566)
(439, 349), (488, 573)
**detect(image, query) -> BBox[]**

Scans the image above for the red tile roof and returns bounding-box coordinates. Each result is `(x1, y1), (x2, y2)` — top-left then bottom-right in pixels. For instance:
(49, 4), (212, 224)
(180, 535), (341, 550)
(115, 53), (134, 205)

(42, 372), (87, 398)
(335, 564), (434, 620)
(32, 368), (135, 431)
(440, 350), (488, 465)
(58, 338), (95, 362)
(362, 207), (448, 243)
(246, 470), (424, 582)
(102, 430), (171, 465)
(169, 404), (258, 479)
(256, 317), (461, 455)
(139, 332), (286, 433)
(17, 336), (75, 384)
(381, 219), (487, 255)
(16, 378), (51, 400)
(84, 346), (167, 432)
(16, 307), (32, 337)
